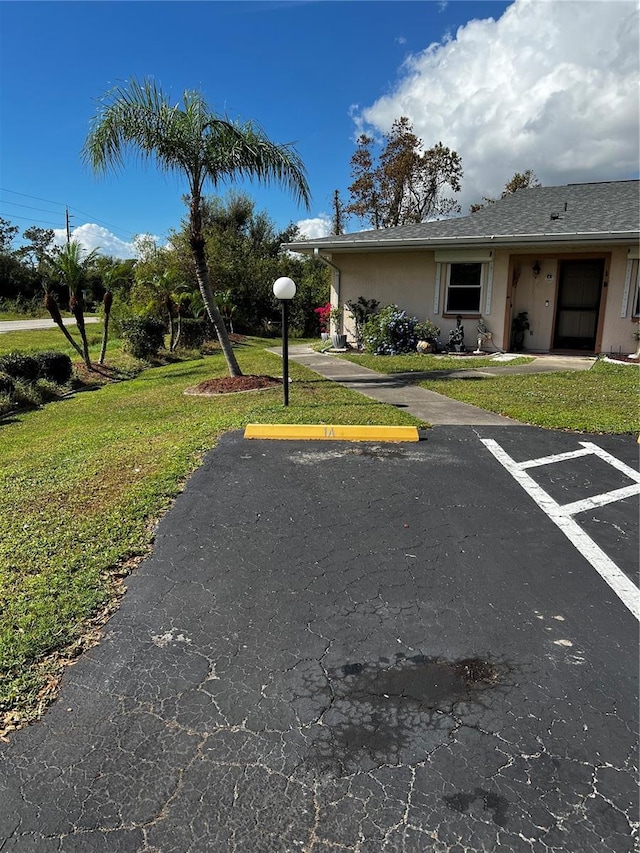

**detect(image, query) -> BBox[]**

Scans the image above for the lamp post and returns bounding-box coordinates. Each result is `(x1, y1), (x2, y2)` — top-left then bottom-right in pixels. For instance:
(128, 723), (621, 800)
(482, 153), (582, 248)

(273, 276), (296, 406)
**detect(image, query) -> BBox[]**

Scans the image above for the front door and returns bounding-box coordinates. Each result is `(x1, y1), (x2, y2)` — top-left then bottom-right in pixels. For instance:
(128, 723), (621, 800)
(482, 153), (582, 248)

(553, 259), (604, 350)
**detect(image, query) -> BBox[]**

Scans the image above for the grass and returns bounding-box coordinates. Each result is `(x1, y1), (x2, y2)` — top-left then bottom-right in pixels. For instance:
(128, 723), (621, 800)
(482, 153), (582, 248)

(0, 324), (106, 358)
(419, 359), (639, 433)
(0, 338), (425, 732)
(339, 350), (534, 373)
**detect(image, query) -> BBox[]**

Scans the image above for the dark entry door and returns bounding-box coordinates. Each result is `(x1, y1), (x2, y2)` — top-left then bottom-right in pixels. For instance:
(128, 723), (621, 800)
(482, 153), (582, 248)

(553, 259), (604, 350)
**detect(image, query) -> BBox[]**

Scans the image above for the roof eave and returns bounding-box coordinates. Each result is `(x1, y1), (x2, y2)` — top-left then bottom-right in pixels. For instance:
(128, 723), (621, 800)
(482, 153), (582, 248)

(286, 231), (640, 254)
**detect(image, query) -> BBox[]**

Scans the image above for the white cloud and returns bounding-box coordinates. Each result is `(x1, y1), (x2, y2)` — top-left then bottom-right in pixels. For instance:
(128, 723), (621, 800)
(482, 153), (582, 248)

(52, 223), (158, 260)
(295, 214), (332, 240)
(354, 0), (639, 213)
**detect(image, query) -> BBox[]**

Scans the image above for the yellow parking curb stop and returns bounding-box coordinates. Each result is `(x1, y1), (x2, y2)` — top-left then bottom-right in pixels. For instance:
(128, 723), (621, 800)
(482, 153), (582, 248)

(244, 424), (420, 442)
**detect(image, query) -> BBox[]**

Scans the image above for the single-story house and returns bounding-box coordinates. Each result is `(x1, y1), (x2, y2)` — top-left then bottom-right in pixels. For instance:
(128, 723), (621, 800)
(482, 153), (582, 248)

(287, 180), (640, 355)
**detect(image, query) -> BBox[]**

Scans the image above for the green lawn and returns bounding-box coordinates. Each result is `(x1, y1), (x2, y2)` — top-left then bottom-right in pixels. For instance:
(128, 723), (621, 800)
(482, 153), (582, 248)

(0, 339), (424, 732)
(0, 324), (105, 357)
(419, 360), (639, 433)
(340, 351), (534, 373)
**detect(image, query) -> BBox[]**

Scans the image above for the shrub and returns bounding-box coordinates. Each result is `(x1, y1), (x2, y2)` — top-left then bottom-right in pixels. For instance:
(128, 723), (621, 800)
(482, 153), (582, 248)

(120, 317), (166, 360)
(0, 392), (13, 417)
(346, 297), (380, 349)
(11, 378), (41, 408)
(176, 318), (207, 350)
(34, 378), (62, 403)
(0, 352), (40, 382)
(362, 305), (422, 355)
(36, 351), (73, 385)
(414, 319), (441, 344)
(314, 302), (331, 334)
(0, 372), (15, 396)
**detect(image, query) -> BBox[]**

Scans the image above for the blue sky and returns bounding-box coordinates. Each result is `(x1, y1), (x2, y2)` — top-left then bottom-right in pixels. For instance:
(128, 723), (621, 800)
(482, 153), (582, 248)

(0, 1), (637, 259)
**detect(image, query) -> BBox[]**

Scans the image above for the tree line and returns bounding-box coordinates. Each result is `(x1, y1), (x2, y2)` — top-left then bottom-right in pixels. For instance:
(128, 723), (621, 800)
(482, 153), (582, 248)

(0, 197), (329, 361)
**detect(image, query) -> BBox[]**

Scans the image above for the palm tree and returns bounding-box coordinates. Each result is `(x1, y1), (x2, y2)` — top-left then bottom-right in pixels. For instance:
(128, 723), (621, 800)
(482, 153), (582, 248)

(82, 77), (311, 376)
(47, 240), (100, 370)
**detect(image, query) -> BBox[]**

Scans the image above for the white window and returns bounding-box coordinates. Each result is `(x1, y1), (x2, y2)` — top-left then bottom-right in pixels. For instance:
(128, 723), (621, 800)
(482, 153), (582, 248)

(445, 263), (483, 314)
(434, 250), (493, 316)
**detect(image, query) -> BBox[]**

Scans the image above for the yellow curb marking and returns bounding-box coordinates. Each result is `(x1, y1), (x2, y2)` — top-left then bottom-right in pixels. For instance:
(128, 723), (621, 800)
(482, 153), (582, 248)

(244, 424), (420, 442)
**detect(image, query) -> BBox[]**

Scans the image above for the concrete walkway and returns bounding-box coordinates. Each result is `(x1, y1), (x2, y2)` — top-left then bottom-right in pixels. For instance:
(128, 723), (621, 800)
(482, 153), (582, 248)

(279, 345), (594, 426)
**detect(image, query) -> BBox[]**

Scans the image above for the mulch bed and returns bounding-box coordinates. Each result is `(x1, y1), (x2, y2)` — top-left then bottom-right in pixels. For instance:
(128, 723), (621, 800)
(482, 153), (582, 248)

(185, 375), (282, 395)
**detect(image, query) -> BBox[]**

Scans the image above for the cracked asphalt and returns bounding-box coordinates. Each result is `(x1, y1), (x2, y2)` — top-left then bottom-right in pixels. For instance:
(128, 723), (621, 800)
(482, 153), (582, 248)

(1, 426), (638, 852)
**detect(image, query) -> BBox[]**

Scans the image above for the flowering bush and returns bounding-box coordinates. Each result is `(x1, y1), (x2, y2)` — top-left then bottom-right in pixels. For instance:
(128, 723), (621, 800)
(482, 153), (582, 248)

(314, 302), (331, 333)
(362, 305), (420, 355)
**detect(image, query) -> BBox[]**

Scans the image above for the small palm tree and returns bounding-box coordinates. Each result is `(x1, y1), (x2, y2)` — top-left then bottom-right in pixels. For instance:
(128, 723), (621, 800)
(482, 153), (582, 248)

(47, 240), (100, 369)
(82, 77), (311, 376)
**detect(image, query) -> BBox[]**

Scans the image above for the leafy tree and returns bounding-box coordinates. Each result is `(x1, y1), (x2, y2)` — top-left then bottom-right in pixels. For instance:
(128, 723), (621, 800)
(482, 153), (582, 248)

(503, 169), (541, 196)
(16, 227), (57, 269)
(0, 217), (42, 305)
(0, 217), (19, 254)
(347, 134), (381, 228)
(470, 170), (541, 213)
(82, 77), (310, 377)
(167, 192), (318, 336)
(347, 118), (463, 228)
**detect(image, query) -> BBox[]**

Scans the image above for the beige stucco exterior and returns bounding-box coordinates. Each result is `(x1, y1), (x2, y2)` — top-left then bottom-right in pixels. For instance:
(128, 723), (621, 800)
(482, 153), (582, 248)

(326, 242), (639, 355)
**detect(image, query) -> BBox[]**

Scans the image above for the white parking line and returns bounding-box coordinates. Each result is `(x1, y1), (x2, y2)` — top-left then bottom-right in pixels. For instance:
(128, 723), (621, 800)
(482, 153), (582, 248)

(481, 439), (640, 621)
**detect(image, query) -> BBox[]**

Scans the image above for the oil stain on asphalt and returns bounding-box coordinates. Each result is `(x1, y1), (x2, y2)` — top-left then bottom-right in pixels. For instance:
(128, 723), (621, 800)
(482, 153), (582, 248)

(311, 654), (508, 777)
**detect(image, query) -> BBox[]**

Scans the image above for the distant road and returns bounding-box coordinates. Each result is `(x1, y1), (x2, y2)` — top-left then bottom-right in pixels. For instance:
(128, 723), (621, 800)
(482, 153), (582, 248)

(0, 317), (100, 334)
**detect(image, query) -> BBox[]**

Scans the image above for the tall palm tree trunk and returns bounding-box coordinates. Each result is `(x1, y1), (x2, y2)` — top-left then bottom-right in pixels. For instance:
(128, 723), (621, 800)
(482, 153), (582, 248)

(189, 196), (242, 377)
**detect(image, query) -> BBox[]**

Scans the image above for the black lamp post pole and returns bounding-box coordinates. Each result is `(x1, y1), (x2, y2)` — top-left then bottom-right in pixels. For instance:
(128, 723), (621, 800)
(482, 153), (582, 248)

(282, 299), (289, 407)
(273, 277), (295, 407)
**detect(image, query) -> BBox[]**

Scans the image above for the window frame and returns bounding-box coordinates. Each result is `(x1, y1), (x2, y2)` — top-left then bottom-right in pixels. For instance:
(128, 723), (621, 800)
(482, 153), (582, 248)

(443, 262), (486, 316)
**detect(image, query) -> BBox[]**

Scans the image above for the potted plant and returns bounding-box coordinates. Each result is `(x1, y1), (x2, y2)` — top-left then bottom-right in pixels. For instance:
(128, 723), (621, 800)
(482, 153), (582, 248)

(511, 311), (530, 351)
(330, 304), (347, 349)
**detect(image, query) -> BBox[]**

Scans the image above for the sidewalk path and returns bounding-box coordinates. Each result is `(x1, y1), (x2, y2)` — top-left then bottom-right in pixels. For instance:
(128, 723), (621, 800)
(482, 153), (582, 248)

(280, 346), (594, 427)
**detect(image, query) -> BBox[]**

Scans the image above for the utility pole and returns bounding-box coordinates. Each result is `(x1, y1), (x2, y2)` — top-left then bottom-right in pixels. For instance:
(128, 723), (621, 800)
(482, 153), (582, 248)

(65, 207), (71, 244)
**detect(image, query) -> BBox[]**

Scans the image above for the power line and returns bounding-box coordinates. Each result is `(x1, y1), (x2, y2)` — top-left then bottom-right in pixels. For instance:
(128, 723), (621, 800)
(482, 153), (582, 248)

(0, 211), (65, 228)
(0, 199), (65, 217)
(0, 187), (66, 208)
(0, 187), (141, 241)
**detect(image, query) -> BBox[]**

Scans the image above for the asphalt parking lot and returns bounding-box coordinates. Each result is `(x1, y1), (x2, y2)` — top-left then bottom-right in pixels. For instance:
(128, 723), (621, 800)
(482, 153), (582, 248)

(1, 426), (638, 852)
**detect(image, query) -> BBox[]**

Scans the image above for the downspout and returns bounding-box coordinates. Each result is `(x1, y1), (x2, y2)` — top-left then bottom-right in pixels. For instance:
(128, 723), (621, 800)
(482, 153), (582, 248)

(314, 248), (342, 332)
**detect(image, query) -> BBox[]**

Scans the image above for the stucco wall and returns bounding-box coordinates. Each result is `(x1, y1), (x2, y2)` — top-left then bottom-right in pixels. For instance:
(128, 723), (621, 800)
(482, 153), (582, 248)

(328, 243), (638, 354)
(600, 248), (638, 355)
(331, 251), (437, 339)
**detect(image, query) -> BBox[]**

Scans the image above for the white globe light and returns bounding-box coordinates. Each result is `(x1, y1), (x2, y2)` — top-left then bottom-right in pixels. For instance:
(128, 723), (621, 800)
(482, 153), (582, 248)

(273, 277), (296, 300)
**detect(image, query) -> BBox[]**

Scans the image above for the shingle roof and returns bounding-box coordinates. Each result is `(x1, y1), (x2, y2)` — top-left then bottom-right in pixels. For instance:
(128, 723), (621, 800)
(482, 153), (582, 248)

(288, 180), (639, 251)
